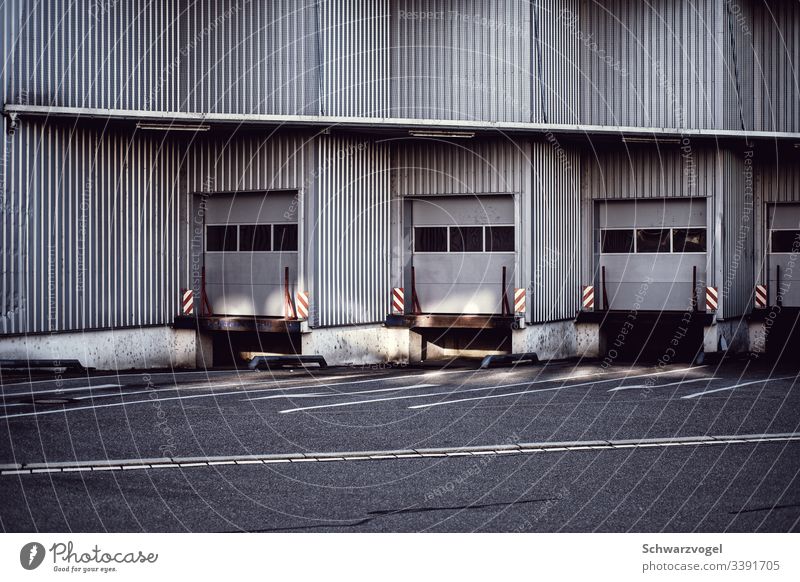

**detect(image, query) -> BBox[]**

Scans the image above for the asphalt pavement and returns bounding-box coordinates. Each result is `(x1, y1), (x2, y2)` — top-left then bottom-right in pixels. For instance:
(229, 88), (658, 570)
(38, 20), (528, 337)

(1, 357), (798, 532)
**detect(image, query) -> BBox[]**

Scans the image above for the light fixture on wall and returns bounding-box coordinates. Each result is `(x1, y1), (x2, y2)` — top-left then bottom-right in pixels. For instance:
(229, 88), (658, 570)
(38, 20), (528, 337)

(622, 136), (682, 144)
(408, 130), (475, 139)
(136, 122), (210, 132)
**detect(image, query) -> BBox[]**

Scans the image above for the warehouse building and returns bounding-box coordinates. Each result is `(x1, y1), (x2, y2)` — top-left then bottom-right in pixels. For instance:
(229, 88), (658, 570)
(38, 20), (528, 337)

(1, 1), (798, 369)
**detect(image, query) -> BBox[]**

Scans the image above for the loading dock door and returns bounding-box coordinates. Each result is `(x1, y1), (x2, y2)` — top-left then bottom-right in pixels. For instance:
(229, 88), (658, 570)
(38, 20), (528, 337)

(597, 199), (708, 311)
(204, 191), (298, 317)
(410, 195), (515, 314)
(767, 204), (800, 307)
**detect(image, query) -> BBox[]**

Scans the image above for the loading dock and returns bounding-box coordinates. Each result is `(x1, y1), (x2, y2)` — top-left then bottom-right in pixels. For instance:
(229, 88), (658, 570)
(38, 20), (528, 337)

(585, 198), (711, 361)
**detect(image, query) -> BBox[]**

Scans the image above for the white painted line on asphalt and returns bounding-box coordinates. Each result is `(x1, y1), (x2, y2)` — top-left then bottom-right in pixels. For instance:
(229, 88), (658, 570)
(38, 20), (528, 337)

(680, 375), (799, 399)
(402, 367), (702, 411)
(0, 371), (471, 420)
(279, 367), (702, 414)
(247, 383), (440, 401)
(2, 384), (122, 398)
(608, 378), (721, 392)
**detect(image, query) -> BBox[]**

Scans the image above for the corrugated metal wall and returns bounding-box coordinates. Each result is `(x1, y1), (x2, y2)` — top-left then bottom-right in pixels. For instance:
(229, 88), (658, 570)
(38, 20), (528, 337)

(580, 0), (719, 129)
(723, 0), (755, 131)
(321, 0), (389, 117)
(536, 0), (581, 125)
(394, 139), (529, 195)
(390, 0), (532, 122)
(720, 148), (755, 319)
(315, 136), (391, 327)
(752, 0), (800, 132)
(529, 141), (580, 323)
(6, 0), (320, 115)
(186, 133), (312, 193)
(0, 122), (186, 334)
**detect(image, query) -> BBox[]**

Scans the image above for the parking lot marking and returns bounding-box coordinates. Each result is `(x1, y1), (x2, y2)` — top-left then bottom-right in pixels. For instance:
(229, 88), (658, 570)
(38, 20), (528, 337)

(247, 382), (440, 401)
(608, 377), (720, 392)
(0, 371), (470, 420)
(1, 383), (121, 398)
(680, 375), (798, 399)
(403, 367), (702, 411)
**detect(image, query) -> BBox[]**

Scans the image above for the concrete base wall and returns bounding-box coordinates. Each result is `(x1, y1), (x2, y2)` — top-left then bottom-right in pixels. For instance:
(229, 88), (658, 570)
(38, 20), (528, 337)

(0, 327), (199, 370)
(512, 321), (600, 360)
(703, 318), (750, 353)
(302, 325), (411, 366)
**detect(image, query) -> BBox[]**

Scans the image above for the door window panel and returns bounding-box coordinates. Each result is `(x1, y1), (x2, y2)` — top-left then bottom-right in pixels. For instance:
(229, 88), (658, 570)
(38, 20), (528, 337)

(450, 226), (484, 252)
(672, 228), (706, 253)
(771, 230), (800, 253)
(239, 225), (272, 251)
(415, 227), (448, 252)
(636, 229), (671, 253)
(273, 224), (299, 251)
(486, 226), (514, 252)
(601, 229), (634, 253)
(206, 225), (238, 252)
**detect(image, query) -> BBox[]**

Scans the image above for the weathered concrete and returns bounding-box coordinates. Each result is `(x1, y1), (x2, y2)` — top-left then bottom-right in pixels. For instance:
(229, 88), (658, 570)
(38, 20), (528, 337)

(704, 318), (750, 353)
(512, 321), (600, 360)
(0, 327), (198, 370)
(301, 325), (410, 365)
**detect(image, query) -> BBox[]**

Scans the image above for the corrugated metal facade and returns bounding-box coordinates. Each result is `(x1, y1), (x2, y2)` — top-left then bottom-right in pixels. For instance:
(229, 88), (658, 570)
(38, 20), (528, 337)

(314, 136), (391, 327)
(752, 0), (800, 132)
(0, 122), (186, 334)
(5, 0), (320, 115)
(321, 0), (389, 117)
(720, 148), (755, 319)
(390, 0), (532, 122)
(394, 139), (529, 196)
(529, 141), (581, 322)
(580, 0), (719, 129)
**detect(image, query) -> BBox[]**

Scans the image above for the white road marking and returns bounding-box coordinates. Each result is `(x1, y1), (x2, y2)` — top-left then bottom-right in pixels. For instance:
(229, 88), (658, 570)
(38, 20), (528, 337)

(246, 382), (440, 401)
(405, 367), (703, 410)
(0, 370), (471, 420)
(1, 383), (122, 398)
(680, 375), (798, 399)
(608, 377), (720, 392)
(280, 367), (702, 414)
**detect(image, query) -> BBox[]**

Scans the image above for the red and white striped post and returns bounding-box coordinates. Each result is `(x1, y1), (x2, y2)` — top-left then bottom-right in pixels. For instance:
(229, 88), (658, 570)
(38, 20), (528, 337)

(754, 284), (768, 309)
(582, 285), (595, 311)
(514, 288), (526, 314)
(391, 287), (405, 315)
(296, 291), (310, 320)
(705, 286), (718, 312)
(181, 289), (194, 315)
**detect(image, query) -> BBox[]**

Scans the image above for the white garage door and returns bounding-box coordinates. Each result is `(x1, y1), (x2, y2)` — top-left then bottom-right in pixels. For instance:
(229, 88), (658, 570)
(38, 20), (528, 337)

(411, 195), (515, 315)
(767, 203), (800, 307)
(204, 191), (298, 317)
(597, 199), (708, 311)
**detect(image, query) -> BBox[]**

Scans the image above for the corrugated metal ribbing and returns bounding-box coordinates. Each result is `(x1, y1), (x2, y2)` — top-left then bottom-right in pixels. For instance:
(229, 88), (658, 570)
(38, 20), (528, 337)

(723, 0), (755, 131)
(758, 155), (800, 203)
(720, 149), (755, 319)
(1, 122), (185, 334)
(394, 139), (528, 195)
(536, 0), (581, 124)
(315, 137), (390, 327)
(584, 146), (715, 200)
(581, 0), (717, 129)
(530, 141), (580, 323)
(752, 0), (800, 132)
(187, 134), (312, 193)
(7, 0), (319, 115)
(321, 0), (389, 117)
(390, 0), (531, 122)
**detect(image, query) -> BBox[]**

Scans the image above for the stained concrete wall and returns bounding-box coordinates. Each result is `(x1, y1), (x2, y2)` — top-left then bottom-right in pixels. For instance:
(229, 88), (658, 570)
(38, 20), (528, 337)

(512, 321), (600, 360)
(301, 325), (411, 366)
(0, 327), (199, 370)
